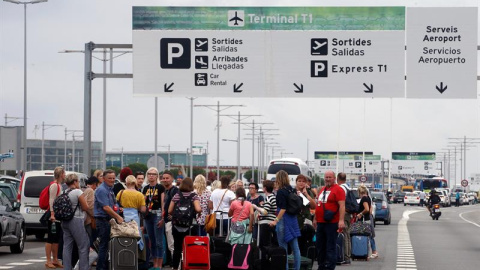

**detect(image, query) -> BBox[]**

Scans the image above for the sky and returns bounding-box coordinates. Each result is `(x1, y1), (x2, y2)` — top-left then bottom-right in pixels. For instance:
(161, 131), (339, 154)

(1, 0), (480, 184)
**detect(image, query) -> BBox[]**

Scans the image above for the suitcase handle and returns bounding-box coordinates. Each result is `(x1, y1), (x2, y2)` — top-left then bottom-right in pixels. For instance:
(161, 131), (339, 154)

(187, 243), (208, 247)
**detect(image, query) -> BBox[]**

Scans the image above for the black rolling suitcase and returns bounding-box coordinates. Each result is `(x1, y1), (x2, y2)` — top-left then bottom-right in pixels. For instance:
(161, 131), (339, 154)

(109, 237), (138, 270)
(210, 211), (232, 270)
(264, 246), (287, 270)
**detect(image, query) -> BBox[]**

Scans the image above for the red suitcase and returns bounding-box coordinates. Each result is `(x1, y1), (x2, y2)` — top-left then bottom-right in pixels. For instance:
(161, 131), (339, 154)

(182, 236), (210, 270)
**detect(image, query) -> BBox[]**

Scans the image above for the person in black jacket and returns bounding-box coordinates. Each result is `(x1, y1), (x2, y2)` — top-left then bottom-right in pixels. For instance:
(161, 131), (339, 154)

(427, 190), (441, 216)
(161, 170), (179, 266)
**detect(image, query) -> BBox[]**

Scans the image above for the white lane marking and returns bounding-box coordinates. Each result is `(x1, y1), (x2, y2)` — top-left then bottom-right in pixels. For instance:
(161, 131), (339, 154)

(0, 267), (14, 269)
(459, 210), (480, 228)
(25, 259), (46, 262)
(396, 210), (423, 270)
(6, 262), (32, 265)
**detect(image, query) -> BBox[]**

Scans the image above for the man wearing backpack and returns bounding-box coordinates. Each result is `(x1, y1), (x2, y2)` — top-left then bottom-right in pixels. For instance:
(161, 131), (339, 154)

(337, 172), (354, 265)
(44, 166), (65, 269)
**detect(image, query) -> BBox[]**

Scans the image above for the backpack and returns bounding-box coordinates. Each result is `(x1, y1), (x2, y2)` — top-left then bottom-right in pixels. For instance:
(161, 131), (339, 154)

(343, 185), (359, 214)
(39, 181), (60, 210)
(53, 189), (78, 221)
(172, 193), (195, 228)
(286, 188), (303, 215)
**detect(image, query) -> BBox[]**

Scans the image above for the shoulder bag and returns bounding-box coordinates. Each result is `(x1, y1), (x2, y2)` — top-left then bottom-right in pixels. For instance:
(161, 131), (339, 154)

(205, 189), (228, 234)
(321, 187), (338, 222)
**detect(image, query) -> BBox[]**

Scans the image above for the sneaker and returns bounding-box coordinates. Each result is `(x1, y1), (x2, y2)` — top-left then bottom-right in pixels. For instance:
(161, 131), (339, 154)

(370, 253), (379, 259)
(342, 260), (351, 265)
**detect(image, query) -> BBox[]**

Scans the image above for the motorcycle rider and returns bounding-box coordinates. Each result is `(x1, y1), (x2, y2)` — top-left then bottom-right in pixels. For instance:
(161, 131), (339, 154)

(427, 190), (441, 216)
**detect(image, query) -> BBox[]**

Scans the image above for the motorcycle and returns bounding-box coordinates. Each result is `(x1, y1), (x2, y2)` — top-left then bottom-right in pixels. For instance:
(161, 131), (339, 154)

(431, 204), (441, 220)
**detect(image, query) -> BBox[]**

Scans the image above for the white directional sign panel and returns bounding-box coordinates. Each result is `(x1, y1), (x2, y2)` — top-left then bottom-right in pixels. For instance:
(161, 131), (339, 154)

(314, 151), (381, 174)
(271, 32), (405, 97)
(406, 8), (477, 98)
(391, 152), (437, 175)
(132, 7), (406, 98)
(134, 31), (267, 96)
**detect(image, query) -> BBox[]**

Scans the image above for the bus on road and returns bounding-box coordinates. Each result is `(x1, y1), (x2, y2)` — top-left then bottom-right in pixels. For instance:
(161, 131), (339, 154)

(416, 177), (448, 193)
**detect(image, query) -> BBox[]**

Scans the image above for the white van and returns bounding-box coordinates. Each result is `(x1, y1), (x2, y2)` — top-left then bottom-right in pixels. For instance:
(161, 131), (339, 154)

(18, 170), (87, 239)
(266, 158), (312, 187)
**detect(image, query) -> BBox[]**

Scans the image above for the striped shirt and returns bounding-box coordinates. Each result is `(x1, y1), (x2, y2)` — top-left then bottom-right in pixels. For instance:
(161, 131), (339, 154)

(258, 193), (277, 224)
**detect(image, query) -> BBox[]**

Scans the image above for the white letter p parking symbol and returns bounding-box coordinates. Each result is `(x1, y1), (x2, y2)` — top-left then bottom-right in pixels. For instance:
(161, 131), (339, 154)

(160, 38), (191, 69)
(167, 43), (183, 64)
(311, 60), (328, 77)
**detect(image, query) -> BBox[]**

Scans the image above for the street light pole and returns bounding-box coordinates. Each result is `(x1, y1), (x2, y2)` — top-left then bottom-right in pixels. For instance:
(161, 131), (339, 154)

(223, 112), (261, 180)
(112, 147), (124, 169)
(195, 102), (243, 180)
(4, 0), (48, 172)
(155, 98), (158, 170)
(223, 139), (240, 181)
(195, 142), (208, 177)
(4, 114), (23, 126)
(41, 121), (62, 170)
(64, 129), (82, 170)
(159, 145), (171, 170)
(189, 97), (196, 178)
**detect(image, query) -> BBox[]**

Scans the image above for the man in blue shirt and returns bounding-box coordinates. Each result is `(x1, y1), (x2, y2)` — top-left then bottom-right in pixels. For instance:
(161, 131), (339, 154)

(94, 169), (123, 270)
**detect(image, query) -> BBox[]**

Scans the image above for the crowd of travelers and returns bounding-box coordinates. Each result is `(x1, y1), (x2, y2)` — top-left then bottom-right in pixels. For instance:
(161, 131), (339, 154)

(42, 165), (377, 270)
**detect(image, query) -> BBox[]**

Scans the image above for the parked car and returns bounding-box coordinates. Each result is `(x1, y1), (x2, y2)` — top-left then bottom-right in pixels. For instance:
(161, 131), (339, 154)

(18, 170), (87, 239)
(0, 189), (25, 253)
(404, 191), (420, 206)
(0, 175), (20, 191)
(371, 191), (391, 225)
(432, 189), (450, 207)
(0, 183), (17, 205)
(467, 192), (478, 204)
(393, 191), (406, 203)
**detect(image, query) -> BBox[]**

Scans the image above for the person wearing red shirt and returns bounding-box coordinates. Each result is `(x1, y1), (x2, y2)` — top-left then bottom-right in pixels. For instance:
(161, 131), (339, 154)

(314, 170), (345, 270)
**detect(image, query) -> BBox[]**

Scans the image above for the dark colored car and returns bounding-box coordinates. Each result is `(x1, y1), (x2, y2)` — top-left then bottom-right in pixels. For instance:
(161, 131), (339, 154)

(393, 191), (406, 203)
(0, 183), (17, 205)
(371, 191), (391, 225)
(0, 189), (25, 253)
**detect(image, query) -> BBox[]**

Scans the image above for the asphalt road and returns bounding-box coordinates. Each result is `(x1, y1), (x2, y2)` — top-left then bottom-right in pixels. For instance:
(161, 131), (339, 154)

(0, 203), (478, 269)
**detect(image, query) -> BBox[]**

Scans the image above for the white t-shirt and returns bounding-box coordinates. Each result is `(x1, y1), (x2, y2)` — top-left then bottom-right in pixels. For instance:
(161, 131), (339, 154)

(210, 188), (235, 219)
(66, 188), (85, 219)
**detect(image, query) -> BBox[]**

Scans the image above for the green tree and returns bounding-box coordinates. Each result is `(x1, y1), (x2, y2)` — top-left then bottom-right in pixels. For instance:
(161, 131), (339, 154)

(220, 170), (236, 180)
(191, 168), (206, 178)
(127, 163), (148, 174)
(107, 166), (120, 175)
(243, 170), (259, 183)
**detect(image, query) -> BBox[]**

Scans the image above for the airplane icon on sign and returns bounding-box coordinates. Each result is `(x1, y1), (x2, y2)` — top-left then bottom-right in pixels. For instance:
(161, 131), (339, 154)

(229, 11), (243, 25)
(195, 56), (208, 69)
(196, 40), (207, 48)
(195, 38), (208, 52)
(313, 40), (327, 50)
(196, 57), (207, 66)
(311, 38), (328, 55)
